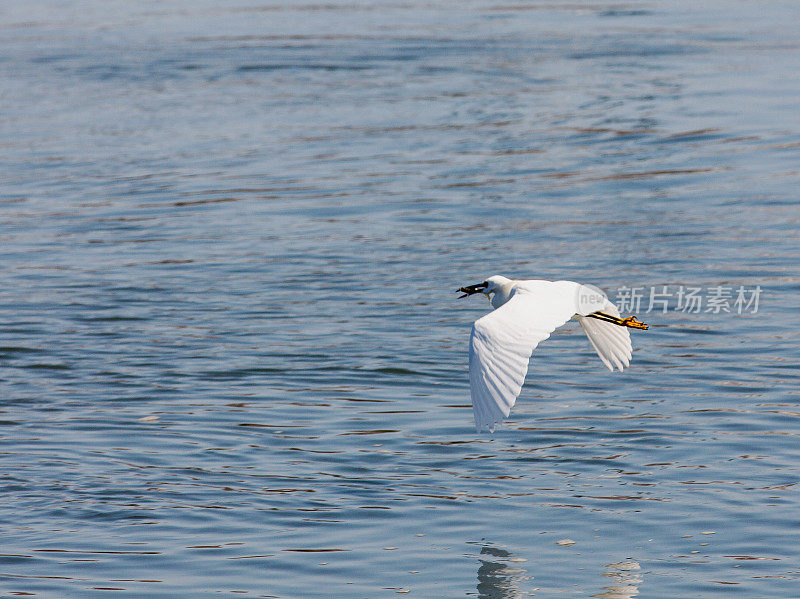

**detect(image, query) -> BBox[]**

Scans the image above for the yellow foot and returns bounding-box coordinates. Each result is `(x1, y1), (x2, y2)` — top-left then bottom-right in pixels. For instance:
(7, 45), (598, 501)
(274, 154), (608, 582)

(586, 312), (649, 330)
(620, 316), (649, 330)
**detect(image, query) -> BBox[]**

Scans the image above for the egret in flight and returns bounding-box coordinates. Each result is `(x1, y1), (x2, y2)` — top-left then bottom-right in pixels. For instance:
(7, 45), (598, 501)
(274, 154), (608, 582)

(458, 275), (648, 432)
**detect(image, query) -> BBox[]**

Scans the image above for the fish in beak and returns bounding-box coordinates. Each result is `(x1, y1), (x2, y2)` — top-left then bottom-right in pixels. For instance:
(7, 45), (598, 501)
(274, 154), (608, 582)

(457, 281), (488, 298)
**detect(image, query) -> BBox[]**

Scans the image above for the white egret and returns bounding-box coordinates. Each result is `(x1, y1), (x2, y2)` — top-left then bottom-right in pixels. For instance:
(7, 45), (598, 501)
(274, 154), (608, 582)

(458, 275), (648, 432)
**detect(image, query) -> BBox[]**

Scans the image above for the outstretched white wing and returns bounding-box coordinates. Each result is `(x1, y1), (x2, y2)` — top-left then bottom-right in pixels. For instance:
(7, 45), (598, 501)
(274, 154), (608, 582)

(469, 283), (577, 433)
(576, 299), (632, 372)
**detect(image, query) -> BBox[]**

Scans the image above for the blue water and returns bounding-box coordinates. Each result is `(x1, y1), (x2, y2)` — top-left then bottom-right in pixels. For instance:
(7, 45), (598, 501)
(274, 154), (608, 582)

(2, 1), (800, 597)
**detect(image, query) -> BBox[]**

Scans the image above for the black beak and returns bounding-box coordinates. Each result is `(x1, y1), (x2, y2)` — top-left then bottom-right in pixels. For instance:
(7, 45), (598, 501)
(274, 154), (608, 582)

(457, 281), (488, 298)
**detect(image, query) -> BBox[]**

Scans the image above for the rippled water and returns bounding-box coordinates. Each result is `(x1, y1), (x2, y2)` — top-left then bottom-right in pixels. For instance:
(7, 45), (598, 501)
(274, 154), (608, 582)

(2, 1), (800, 597)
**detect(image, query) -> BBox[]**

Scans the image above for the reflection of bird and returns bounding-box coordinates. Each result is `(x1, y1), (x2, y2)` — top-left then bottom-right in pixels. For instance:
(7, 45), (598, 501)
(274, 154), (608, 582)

(593, 560), (642, 599)
(476, 545), (526, 599)
(458, 276), (648, 432)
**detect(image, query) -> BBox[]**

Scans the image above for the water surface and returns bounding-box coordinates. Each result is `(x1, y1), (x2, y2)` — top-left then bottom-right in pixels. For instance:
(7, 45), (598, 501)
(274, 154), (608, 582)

(2, 1), (800, 597)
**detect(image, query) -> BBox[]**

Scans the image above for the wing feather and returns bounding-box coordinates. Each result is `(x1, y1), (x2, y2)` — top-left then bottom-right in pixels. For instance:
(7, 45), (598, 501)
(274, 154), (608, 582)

(577, 299), (632, 371)
(580, 322), (616, 371)
(469, 285), (578, 432)
(588, 322), (627, 368)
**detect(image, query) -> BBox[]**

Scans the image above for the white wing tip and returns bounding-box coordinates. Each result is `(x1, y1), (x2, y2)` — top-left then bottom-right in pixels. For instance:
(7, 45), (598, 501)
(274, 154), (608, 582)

(474, 415), (499, 434)
(475, 422), (498, 434)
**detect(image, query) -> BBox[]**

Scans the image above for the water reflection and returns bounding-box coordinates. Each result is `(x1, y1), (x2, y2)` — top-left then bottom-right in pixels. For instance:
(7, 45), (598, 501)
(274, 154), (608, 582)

(476, 545), (526, 599)
(472, 545), (642, 599)
(593, 560), (642, 599)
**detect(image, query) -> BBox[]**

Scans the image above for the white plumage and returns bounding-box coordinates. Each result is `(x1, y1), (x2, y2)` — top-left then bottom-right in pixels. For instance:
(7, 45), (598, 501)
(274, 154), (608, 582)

(460, 275), (640, 433)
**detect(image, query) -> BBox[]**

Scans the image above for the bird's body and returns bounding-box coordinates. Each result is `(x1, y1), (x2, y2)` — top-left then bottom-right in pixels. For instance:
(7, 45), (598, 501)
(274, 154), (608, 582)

(458, 275), (647, 432)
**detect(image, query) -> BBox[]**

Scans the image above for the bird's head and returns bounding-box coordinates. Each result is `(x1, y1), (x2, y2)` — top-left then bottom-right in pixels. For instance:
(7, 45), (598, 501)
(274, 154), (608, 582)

(457, 275), (511, 300)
